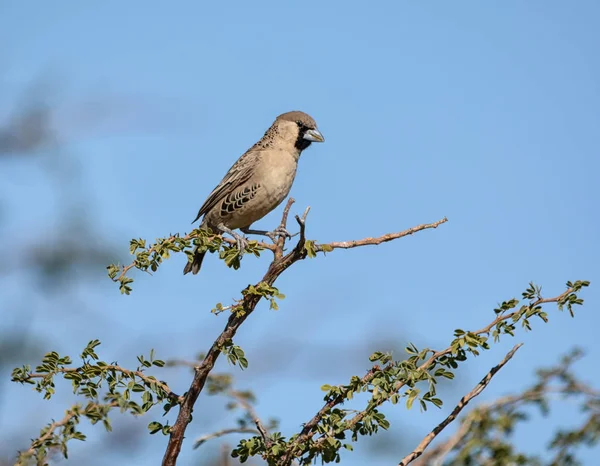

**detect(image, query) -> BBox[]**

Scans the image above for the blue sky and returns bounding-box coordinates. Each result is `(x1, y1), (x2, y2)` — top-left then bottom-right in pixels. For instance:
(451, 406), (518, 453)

(1, 1), (599, 464)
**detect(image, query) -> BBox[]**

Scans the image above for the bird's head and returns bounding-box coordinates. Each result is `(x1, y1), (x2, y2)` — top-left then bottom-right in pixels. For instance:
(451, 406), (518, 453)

(273, 111), (324, 152)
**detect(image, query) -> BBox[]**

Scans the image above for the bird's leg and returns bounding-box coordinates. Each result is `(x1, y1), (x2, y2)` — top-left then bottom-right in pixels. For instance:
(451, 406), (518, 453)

(217, 223), (248, 252)
(241, 226), (295, 243)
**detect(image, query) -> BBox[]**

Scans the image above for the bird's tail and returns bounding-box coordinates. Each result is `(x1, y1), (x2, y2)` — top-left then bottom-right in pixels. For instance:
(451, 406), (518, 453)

(183, 248), (207, 275)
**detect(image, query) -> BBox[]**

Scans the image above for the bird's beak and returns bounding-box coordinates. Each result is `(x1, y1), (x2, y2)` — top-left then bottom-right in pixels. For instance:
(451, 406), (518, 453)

(303, 128), (325, 143)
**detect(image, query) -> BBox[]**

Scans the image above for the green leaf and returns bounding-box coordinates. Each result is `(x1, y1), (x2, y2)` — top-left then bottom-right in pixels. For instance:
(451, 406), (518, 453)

(406, 389), (420, 410)
(148, 421), (162, 434)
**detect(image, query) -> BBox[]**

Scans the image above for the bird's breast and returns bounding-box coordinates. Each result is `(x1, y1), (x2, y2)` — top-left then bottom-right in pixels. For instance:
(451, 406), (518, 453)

(213, 151), (298, 230)
(260, 152), (298, 202)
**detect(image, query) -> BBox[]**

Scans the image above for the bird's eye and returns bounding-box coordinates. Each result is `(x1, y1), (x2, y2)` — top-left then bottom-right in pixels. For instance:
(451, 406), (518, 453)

(296, 121), (312, 131)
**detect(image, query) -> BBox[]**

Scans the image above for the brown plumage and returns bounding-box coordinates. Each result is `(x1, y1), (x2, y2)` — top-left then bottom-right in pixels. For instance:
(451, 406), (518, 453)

(184, 111), (324, 275)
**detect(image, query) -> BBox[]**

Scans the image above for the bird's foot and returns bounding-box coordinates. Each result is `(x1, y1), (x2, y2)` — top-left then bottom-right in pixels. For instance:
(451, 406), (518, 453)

(218, 224), (249, 252)
(233, 233), (249, 252)
(265, 226), (294, 242)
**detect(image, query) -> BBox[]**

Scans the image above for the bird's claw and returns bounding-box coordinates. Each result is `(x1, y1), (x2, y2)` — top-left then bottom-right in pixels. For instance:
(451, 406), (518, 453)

(266, 226), (294, 242)
(218, 223), (249, 253)
(233, 233), (249, 252)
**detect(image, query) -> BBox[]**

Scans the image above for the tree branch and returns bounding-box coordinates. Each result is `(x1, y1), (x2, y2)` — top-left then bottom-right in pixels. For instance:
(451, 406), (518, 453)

(20, 409), (78, 460)
(275, 198), (297, 260)
(413, 349), (600, 466)
(398, 343), (523, 466)
(317, 217), (448, 251)
(22, 364), (181, 402)
(161, 202), (448, 465)
(227, 389), (273, 448)
(17, 401), (118, 464)
(281, 287), (576, 463)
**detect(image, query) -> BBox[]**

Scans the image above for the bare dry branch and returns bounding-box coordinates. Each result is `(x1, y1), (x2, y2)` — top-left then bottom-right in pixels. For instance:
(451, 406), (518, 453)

(275, 198), (297, 260)
(317, 217), (448, 251)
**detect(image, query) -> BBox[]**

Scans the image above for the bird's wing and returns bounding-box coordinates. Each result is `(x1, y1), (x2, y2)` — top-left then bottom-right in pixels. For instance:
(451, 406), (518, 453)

(192, 151), (261, 224)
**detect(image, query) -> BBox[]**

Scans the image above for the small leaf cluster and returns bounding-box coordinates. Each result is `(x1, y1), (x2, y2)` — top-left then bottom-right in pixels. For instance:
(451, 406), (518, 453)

(219, 239), (263, 269)
(232, 431), (287, 464)
(221, 340), (249, 369)
(304, 240), (332, 258)
(12, 351), (73, 400)
(213, 282), (285, 316)
(491, 280), (589, 340)
(559, 280), (590, 316)
(15, 402), (109, 465)
(244, 282), (286, 311)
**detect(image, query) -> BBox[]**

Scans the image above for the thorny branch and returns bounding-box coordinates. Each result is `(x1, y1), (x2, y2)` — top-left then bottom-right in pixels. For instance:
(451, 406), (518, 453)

(161, 198), (447, 465)
(398, 343), (523, 466)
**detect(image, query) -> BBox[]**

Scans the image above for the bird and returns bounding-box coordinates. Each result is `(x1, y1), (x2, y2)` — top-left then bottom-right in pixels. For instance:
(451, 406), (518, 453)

(183, 110), (325, 275)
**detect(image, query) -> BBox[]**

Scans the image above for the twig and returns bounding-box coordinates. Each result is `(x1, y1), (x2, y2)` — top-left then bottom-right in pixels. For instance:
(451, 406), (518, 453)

(20, 409), (77, 460)
(293, 206), (310, 254)
(317, 217), (448, 251)
(18, 401), (118, 463)
(161, 211), (448, 465)
(193, 427), (259, 449)
(24, 365), (181, 402)
(275, 198), (296, 260)
(227, 390), (273, 447)
(190, 389), (272, 450)
(398, 344), (523, 466)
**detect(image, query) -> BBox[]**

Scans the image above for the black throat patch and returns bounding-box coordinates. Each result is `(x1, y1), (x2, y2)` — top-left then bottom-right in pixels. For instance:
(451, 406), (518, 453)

(295, 123), (312, 151)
